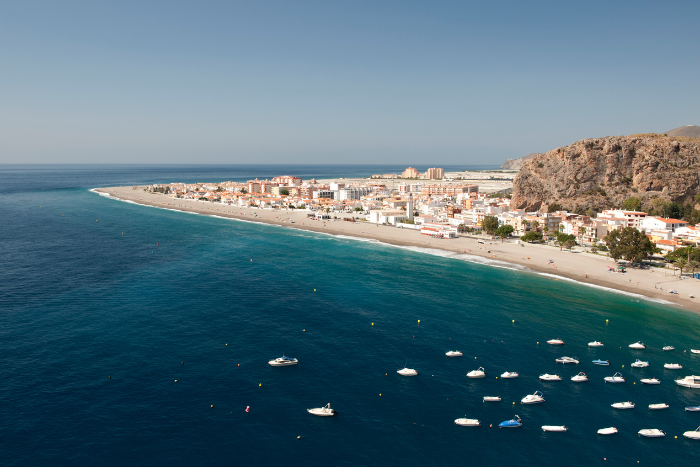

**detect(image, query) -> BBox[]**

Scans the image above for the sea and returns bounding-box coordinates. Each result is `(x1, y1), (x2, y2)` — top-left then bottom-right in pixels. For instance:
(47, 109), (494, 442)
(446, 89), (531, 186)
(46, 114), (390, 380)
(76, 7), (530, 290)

(1, 164), (699, 466)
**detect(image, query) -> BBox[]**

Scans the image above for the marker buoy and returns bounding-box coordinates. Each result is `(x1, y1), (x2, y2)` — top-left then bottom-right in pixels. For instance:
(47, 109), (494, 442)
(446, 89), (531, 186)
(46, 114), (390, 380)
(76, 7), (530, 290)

(417, 320), (420, 323)
(226, 343), (228, 346)
(314, 289), (316, 292)
(512, 320), (514, 323)
(245, 406), (250, 413)
(303, 329), (306, 332)
(489, 424), (492, 428)
(297, 436), (301, 439)
(210, 405), (214, 408)
(181, 362), (184, 364)
(250, 259), (252, 262)
(174, 380), (177, 382)
(379, 394), (382, 396)
(496, 377), (498, 379)
(371, 323), (374, 326)
(238, 364), (240, 367)
(259, 383), (261, 387)
(108, 376), (111, 379)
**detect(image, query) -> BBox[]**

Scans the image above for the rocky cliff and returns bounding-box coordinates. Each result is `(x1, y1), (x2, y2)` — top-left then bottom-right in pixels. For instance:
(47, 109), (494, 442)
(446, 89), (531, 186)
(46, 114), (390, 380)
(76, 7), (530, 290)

(500, 153), (541, 170)
(666, 125), (700, 137)
(510, 134), (700, 212)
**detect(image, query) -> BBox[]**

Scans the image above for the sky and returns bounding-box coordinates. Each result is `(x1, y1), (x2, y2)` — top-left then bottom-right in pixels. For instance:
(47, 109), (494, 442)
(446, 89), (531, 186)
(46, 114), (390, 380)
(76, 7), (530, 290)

(1, 0), (699, 165)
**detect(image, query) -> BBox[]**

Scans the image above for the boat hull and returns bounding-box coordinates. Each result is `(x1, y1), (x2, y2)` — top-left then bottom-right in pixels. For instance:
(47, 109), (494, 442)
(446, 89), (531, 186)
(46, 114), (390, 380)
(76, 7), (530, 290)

(454, 419), (480, 426)
(638, 429), (665, 438)
(597, 428), (618, 435)
(542, 426), (567, 432)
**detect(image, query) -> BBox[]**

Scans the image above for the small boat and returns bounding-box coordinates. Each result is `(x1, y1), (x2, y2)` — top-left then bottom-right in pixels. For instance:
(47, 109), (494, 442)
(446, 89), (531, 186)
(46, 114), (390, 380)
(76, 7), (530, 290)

(397, 367), (419, 376)
(640, 378), (661, 385)
(307, 403), (335, 416)
(597, 427), (618, 435)
(467, 367), (486, 378)
(692, 349), (700, 354)
(592, 359), (610, 366)
(686, 406), (700, 412)
(611, 401), (635, 409)
(683, 427), (700, 439)
(539, 373), (562, 381)
(483, 396), (502, 402)
(521, 390), (545, 404)
(454, 418), (481, 426)
(547, 339), (564, 345)
(663, 346), (674, 351)
(268, 355), (299, 366)
(631, 359), (650, 368)
(604, 372), (625, 383)
(445, 350), (463, 357)
(500, 371), (519, 379)
(588, 341), (604, 347)
(664, 363), (683, 370)
(629, 341), (646, 349)
(571, 372), (588, 382)
(648, 403), (669, 410)
(676, 376), (700, 388)
(498, 415), (522, 428)
(639, 429), (665, 438)
(556, 356), (579, 364)
(542, 425), (568, 432)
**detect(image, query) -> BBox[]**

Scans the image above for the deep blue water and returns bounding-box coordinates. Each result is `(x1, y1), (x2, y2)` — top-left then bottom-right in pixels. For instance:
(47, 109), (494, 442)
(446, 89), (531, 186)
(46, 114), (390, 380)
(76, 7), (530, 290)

(1, 165), (699, 466)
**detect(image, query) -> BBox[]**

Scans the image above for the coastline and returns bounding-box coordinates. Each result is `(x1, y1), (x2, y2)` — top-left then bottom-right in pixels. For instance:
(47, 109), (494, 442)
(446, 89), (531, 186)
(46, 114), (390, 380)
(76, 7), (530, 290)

(94, 186), (700, 313)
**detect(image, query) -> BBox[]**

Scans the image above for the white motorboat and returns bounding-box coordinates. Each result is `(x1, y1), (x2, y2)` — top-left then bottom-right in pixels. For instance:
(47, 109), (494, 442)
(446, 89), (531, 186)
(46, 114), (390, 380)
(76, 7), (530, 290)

(571, 372), (588, 382)
(445, 350), (463, 357)
(638, 429), (665, 438)
(631, 359), (650, 368)
(555, 356), (579, 364)
(539, 373), (562, 381)
(547, 339), (565, 345)
(521, 390), (545, 404)
(500, 371), (519, 379)
(604, 372), (625, 383)
(684, 427), (700, 439)
(664, 363), (683, 370)
(641, 378), (661, 385)
(307, 403), (335, 416)
(611, 401), (635, 409)
(467, 367), (486, 378)
(268, 355), (299, 366)
(397, 367), (419, 376)
(686, 406), (700, 412)
(598, 427), (618, 435)
(483, 396), (502, 402)
(588, 341), (604, 347)
(663, 346), (674, 351)
(648, 403), (669, 410)
(542, 425), (568, 432)
(676, 376), (700, 388)
(629, 341), (646, 349)
(692, 349), (700, 354)
(454, 418), (480, 426)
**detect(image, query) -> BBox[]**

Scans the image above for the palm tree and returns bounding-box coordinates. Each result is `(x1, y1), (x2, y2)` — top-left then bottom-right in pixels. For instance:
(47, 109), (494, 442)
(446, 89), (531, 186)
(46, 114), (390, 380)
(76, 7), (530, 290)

(674, 257), (688, 276)
(579, 226), (587, 251)
(543, 226), (549, 241)
(688, 260), (700, 278)
(532, 220), (540, 232)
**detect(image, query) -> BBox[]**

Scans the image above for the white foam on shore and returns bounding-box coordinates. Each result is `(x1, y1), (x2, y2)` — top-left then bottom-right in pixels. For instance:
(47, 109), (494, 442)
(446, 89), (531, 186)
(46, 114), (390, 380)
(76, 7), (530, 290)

(90, 189), (678, 307)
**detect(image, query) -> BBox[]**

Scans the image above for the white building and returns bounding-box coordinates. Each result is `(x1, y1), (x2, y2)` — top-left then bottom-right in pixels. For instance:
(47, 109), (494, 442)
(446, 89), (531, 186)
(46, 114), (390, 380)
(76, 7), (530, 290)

(368, 210), (408, 226)
(640, 217), (688, 232)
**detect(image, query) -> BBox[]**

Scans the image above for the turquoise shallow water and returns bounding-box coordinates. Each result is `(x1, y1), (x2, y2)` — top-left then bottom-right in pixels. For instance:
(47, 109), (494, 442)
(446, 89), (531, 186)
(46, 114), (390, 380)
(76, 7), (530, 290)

(1, 166), (699, 466)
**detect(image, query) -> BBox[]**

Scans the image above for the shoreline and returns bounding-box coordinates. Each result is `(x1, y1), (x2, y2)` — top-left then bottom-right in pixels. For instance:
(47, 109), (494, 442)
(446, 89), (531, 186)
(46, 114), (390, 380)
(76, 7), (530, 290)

(94, 186), (700, 313)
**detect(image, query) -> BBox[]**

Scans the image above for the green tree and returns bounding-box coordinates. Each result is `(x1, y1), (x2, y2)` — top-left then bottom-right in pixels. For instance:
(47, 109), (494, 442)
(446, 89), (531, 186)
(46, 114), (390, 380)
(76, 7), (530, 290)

(240, 188), (248, 194)
(532, 220), (540, 232)
(521, 231), (543, 243)
(555, 233), (576, 251)
(604, 227), (655, 264)
(665, 246), (700, 263)
(482, 216), (499, 235)
(651, 198), (666, 217)
(674, 257), (688, 276)
(564, 238), (577, 252)
(621, 197), (642, 212)
(280, 189), (289, 196)
(496, 225), (514, 242)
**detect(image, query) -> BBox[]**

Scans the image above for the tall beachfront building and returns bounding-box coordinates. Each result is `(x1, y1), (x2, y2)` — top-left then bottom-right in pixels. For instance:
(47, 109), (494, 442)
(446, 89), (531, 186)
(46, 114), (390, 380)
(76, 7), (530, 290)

(423, 168), (444, 179)
(402, 167), (420, 178)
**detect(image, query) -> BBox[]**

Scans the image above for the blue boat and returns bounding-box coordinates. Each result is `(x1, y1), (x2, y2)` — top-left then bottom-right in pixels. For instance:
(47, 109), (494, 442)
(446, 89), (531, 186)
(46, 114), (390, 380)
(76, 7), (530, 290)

(592, 359), (610, 366)
(686, 406), (700, 412)
(499, 415), (522, 428)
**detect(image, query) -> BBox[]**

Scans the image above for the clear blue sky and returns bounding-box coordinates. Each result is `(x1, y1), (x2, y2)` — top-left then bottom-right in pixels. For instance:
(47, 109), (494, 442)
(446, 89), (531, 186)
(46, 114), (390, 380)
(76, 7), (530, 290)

(1, 0), (698, 165)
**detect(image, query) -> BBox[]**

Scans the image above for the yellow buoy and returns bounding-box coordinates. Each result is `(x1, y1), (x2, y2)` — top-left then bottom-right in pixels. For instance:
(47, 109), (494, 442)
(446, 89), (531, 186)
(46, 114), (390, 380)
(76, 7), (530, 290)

(371, 322), (374, 326)
(259, 383), (261, 387)
(513, 402), (515, 404)
(622, 365), (624, 368)
(211, 405), (214, 408)
(417, 320), (420, 323)
(475, 357), (477, 359)
(250, 259), (253, 262)
(496, 377), (498, 379)
(314, 289), (316, 292)
(379, 394), (382, 396)
(174, 380), (177, 382)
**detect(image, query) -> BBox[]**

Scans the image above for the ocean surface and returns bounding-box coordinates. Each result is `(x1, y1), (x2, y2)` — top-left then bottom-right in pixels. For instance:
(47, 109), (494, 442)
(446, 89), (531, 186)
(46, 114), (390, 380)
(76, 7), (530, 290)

(1, 165), (699, 466)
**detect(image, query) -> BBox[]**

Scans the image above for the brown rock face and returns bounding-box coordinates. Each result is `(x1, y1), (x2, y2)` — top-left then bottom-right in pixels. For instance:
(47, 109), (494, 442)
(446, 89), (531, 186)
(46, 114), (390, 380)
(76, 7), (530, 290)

(511, 134), (700, 212)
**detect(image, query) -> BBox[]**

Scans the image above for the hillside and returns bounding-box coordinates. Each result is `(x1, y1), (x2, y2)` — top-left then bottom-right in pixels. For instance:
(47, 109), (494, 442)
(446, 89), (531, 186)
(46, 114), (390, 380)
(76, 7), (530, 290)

(511, 134), (700, 212)
(665, 125), (700, 137)
(499, 153), (541, 170)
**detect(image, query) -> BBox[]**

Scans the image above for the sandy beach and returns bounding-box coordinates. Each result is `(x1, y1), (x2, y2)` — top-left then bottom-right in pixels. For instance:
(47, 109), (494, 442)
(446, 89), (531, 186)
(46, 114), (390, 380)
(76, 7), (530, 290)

(95, 186), (700, 312)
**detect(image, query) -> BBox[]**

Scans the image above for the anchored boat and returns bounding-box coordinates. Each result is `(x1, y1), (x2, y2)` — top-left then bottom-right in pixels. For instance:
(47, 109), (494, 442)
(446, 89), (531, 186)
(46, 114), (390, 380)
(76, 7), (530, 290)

(683, 427), (700, 439)
(629, 341), (646, 349)
(555, 356), (579, 364)
(539, 373), (562, 381)
(571, 372), (588, 382)
(542, 425), (568, 432)
(640, 378), (661, 385)
(648, 403), (669, 410)
(611, 401), (635, 409)
(676, 376), (700, 388)
(593, 359), (610, 366)
(588, 341), (604, 347)
(639, 429), (665, 438)
(454, 418), (480, 426)
(498, 415), (522, 428)
(547, 339), (564, 345)
(446, 350), (463, 357)
(664, 363), (683, 369)
(397, 367), (419, 376)
(500, 371), (519, 379)
(597, 427), (618, 435)
(521, 390), (545, 404)
(631, 359), (650, 368)
(604, 372), (625, 383)
(467, 367), (486, 378)
(268, 355), (299, 366)
(307, 403), (336, 416)
(483, 396), (502, 402)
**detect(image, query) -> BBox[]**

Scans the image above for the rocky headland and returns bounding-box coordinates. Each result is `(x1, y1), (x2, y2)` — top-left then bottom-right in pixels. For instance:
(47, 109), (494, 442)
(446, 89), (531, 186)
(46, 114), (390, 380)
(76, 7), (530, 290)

(511, 133), (700, 212)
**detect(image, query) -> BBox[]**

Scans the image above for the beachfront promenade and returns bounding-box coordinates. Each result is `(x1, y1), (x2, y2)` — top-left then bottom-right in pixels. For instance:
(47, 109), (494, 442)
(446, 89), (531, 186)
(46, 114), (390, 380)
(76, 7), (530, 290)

(96, 186), (700, 312)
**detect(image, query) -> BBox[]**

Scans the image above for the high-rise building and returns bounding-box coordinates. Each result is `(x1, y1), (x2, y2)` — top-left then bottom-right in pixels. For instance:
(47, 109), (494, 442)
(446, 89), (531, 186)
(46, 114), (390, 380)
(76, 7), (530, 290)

(402, 167), (420, 178)
(423, 168), (445, 180)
